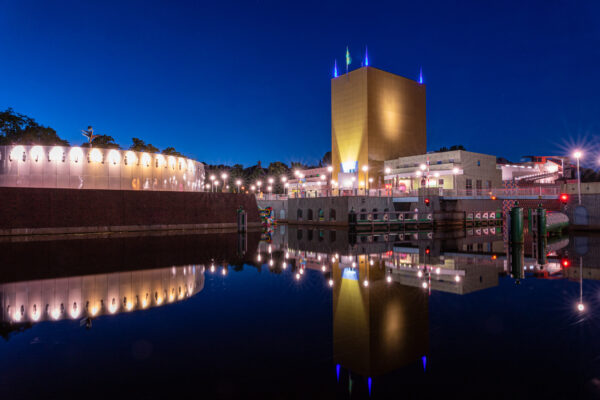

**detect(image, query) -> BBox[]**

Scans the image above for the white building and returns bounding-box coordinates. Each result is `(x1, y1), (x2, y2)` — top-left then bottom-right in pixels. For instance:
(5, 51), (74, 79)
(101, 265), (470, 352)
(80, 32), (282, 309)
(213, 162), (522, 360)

(0, 145), (205, 192)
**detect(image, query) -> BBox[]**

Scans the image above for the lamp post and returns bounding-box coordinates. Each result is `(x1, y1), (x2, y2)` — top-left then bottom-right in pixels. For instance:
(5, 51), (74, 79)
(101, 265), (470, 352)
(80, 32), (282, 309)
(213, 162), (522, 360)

(221, 172), (228, 192)
(452, 167), (459, 194)
(574, 151), (582, 205)
(235, 179), (242, 193)
(214, 180), (219, 193)
(256, 180), (262, 196)
(280, 176), (287, 195)
(209, 175), (215, 192)
(362, 165), (369, 193)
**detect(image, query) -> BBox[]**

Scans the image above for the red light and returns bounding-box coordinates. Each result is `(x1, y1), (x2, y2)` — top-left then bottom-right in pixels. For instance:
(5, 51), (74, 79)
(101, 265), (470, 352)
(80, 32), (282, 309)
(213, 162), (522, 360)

(491, 196), (497, 200)
(425, 247), (430, 255)
(424, 198), (430, 206)
(562, 259), (570, 267)
(491, 254), (497, 260)
(560, 194), (569, 203)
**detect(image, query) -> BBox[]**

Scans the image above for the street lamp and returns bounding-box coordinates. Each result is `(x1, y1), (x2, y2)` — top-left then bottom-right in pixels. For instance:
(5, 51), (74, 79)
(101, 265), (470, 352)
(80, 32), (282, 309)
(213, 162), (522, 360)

(327, 166), (333, 172)
(452, 167), (459, 193)
(214, 180), (220, 192)
(209, 175), (215, 192)
(235, 179), (242, 193)
(574, 150), (582, 205)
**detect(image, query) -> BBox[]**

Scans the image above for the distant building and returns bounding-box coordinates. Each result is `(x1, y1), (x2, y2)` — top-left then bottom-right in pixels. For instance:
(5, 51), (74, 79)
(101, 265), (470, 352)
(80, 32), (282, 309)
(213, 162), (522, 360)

(499, 156), (566, 184)
(287, 166), (332, 195)
(383, 150), (502, 193)
(331, 66), (426, 189)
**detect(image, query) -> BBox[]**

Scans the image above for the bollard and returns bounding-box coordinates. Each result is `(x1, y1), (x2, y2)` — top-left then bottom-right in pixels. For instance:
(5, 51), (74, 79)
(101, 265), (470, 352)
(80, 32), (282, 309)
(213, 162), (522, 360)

(510, 204), (524, 244)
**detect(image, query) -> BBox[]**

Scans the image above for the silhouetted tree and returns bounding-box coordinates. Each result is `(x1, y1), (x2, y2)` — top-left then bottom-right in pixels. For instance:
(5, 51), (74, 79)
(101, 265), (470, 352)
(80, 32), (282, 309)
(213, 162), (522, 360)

(0, 108), (68, 146)
(129, 137), (158, 153)
(89, 134), (120, 149)
(161, 147), (183, 156)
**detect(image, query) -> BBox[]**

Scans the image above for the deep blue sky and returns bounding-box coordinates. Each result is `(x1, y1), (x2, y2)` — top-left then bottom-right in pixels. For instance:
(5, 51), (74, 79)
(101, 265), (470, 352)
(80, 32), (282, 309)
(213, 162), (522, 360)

(1, 0), (599, 166)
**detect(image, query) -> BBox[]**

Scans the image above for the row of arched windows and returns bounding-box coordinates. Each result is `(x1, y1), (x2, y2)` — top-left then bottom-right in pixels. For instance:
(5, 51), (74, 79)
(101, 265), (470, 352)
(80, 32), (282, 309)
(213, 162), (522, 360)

(296, 208), (337, 221)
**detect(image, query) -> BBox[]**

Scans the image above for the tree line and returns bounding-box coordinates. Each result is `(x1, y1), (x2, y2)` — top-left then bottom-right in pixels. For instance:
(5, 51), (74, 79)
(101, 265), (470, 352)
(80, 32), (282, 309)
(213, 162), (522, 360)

(0, 108), (184, 156)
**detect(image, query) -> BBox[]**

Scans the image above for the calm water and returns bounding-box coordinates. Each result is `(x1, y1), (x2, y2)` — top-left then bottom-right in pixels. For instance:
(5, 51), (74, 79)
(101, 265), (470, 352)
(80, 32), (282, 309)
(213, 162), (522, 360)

(0, 228), (599, 399)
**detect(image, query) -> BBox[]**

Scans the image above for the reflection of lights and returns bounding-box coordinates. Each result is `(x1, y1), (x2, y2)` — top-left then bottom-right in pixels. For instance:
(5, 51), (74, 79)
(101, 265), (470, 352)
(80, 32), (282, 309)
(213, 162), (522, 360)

(386, 276), (392, 283)
(221, 268), (227, 276)
(10, 145), (25, 161)
(328, 279), (334, 287)
(30, 146), (44, 162)
(295, 273), (301, 280)
(51, 308), (61, 320)
(422, 282), (428, 289)
(300, 269), (304, 275)
(321, 265), (326, 272)
(89, 148), (103, 163)
(49, 146), (63, 161)
(70, 147), (83, 162)
(269, 259), (274, 267)
(352, 262), (356, 268)
(455, 275), (461, 282)
(257, 254), (261, 262)
(109, 299), (118, 314)
(577, 303), (585, 312)
(417, 271), (423, 278)
(282, 262), (287, 269)
(70, 303), (80, 319)
(369, 259), (374, 266)
(436, 267), (441, 274)
(363, 280), (369, 287)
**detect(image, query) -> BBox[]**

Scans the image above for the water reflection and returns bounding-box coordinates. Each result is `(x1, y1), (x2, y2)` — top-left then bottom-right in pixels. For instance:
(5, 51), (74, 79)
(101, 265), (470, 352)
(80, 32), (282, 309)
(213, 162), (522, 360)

(1, 265), (204, 325)
(2, 227), (598, 397)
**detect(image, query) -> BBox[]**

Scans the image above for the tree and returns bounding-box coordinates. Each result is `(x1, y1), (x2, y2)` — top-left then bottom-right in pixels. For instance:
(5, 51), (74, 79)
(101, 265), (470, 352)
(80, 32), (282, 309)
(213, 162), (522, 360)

(161, 147), (183, 156)
(0, 108), (68, 146)
(322, 151), (332, 166)
(89, 134), (120, 149)
(129, 137), (158, 153)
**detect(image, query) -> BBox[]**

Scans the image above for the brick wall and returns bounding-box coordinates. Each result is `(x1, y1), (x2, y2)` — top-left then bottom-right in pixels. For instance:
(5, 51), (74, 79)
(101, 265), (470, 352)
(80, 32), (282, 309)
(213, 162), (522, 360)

(0, 187), (259, 232)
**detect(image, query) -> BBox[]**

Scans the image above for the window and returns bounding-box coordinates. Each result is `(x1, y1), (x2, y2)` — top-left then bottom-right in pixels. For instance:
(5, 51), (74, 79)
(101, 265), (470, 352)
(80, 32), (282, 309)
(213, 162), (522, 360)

(329, 209), (336, 221)
(477, 160), (481, 166)
(372, 208), (378, 220)
(307, 229), (313, 241)
(330, 230), (337, 242)
(486, 180), (492, 189)
(466, 179), (472, 195)
(297, 209), (303, 220)
(360, 208), (367, 220)
(307, 209), (314, 221)
(318, 209), (324, 221)
(297, 229), (303, 240)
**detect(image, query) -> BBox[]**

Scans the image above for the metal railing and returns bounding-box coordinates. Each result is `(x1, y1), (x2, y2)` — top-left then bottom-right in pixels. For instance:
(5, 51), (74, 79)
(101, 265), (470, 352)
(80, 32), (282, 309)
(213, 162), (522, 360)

(254, 186), (560, 201)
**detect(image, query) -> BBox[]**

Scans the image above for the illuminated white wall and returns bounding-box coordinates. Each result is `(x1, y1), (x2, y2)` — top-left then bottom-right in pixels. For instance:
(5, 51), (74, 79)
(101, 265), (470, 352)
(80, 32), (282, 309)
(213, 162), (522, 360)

(0, 265), (204, 323)
(0, 145), (205, 192)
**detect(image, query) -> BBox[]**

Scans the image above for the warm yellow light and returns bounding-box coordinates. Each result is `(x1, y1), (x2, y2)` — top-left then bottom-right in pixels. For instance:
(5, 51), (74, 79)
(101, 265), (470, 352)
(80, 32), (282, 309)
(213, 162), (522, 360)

(125, 151), (137, 165)
(452, 167), (459, 174)
(362, 165), (368, 172)
(386, 276), (392, 283)
(51, 308), (61, 320)
(385, 167), (391, 174)
(30, 146), (44, 162)
(420, 164), (426, 170)
(107, 149), (120, 164)
(49, 146), (63, 161)
(70, 305), (80, 319)
(90, 306), (99, 316)
(327, 166), (333, 172)
(422, 282), (428, 289)
(141, 299), (148, 308)
(363, 280), (369, 287)
(89, 148), (103, 163)
(126, 302), (133, 311)
(109, 301), (118, 314)
(455, 275), (461, 282)
(416, 171), (422, 177)
(141, 153), (151, 167)
(155, 154), (166, 167)
(328, 279), (334, 287)
(10, 145), (25, 161)
(156, 297), (163, 305)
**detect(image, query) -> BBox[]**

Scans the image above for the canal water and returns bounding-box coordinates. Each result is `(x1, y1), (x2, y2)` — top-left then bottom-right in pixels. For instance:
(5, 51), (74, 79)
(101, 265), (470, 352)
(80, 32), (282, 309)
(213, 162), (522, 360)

(0, 228), (599, 399)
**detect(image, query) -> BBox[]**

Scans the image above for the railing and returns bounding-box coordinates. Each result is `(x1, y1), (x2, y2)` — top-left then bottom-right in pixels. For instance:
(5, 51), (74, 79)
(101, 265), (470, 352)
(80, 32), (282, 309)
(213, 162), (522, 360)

(255, 186), (560, 200)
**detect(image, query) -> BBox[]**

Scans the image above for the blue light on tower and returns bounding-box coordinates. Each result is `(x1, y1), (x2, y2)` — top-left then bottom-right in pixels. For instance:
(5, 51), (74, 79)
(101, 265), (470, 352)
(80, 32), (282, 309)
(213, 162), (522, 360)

(334, 60), (338, 78)
(365, 47), (369, 67)
(419, 67), (423, 84)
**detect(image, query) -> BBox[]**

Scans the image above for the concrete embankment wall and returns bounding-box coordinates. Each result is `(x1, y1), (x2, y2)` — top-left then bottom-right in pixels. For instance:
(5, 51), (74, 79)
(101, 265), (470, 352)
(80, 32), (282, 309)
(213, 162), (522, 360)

(0, 187), (260, 236)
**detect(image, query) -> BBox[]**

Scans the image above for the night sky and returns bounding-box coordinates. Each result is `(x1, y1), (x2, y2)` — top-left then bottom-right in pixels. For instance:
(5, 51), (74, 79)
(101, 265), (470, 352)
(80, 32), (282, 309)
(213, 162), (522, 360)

(1, 0), (598, 167)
